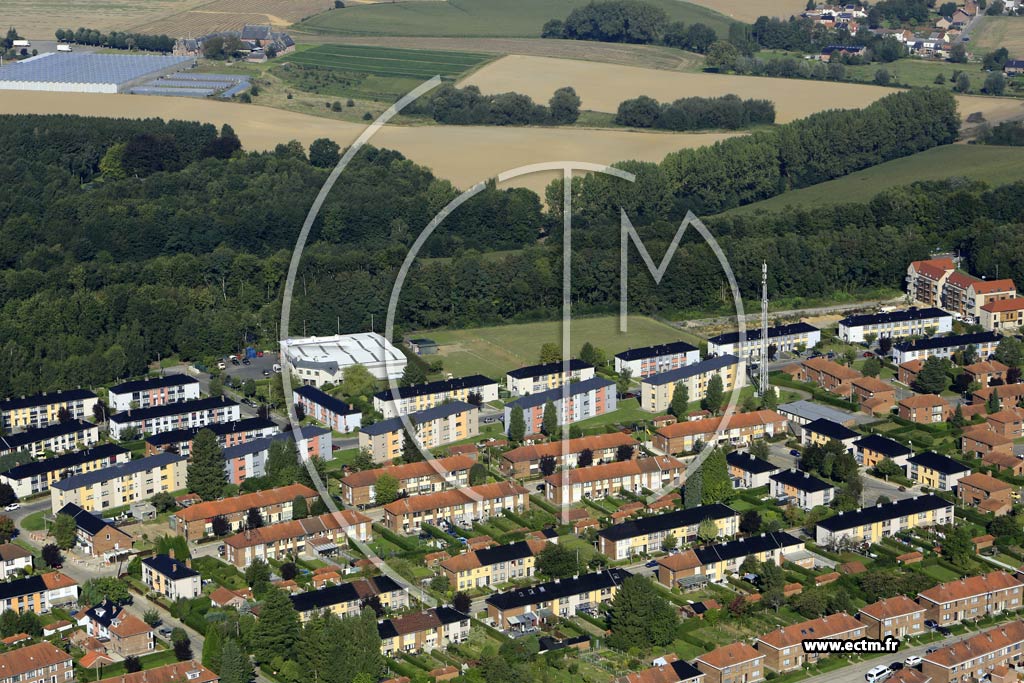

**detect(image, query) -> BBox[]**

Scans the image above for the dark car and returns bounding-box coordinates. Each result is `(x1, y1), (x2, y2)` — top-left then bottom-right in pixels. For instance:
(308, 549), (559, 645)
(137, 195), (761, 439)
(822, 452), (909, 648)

(925, 619), (939, 629)
(863, 351), (874, 357)
(937, 626), (952, 636)
(789, 449), (801, 457)
(645, 560), (659, 568)
(242, 358), (251, 365)
(889, 663), (904, 672)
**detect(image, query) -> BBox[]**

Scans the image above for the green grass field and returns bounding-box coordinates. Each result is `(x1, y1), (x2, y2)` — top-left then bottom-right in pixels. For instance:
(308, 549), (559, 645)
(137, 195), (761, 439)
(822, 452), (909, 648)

(296, 0), (734, 39)
(969, 16), (1024, 54)
(285, 43), (491, 79)
(417, 315), (700, 378)
(725, 145), (1024, 216)
(845, 59), (963, 89)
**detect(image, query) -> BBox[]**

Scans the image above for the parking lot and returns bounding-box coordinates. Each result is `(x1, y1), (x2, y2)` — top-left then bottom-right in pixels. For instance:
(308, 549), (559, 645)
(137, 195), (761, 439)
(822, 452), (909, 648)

(220, 351), (280, 382)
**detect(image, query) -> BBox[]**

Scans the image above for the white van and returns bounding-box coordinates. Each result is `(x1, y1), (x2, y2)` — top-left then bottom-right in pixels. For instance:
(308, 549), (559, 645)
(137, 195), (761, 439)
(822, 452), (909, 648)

(866, 665), (891, 683)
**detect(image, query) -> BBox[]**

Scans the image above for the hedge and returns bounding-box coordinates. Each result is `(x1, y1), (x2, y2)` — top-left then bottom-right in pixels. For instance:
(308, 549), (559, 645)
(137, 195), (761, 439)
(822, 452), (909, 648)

(372, 524), (418, 552)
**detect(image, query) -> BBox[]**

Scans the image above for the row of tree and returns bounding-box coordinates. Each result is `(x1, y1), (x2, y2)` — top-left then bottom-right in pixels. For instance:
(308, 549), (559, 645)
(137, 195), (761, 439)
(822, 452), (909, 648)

(541, 1), (722, 53)
(615, 93), (775, 131)
(409, 84), (582, 126)
(54, 28), (175, 53)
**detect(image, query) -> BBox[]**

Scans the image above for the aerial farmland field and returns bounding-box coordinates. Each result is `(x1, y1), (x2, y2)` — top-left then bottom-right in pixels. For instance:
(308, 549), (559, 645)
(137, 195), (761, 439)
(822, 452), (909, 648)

(295, 0), (736, 39)
(131, 0), (334, 36)
(284, 44), (492, 79)
(3, 0), (209, 38)
(968, 16), (1024, 54)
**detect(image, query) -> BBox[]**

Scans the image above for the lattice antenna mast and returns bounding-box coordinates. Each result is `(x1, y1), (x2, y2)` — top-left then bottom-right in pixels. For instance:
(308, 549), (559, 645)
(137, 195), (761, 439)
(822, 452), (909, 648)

(758, 261), (769, 396)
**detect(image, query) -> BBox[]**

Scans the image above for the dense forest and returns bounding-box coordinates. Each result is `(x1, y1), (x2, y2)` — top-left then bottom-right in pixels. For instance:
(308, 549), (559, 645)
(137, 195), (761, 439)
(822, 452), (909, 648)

(0, 89), (1018, 398)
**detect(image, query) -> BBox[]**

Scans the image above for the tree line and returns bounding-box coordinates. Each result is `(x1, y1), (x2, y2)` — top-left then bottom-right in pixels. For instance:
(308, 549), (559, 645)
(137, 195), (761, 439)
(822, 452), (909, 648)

(54, 27), (175, 53)
(615, 94), (775, 130)
(408, 83), (581, 125)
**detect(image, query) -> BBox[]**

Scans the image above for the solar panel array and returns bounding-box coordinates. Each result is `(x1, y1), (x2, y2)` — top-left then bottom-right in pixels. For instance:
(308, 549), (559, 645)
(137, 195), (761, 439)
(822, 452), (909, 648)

(0, 53), (192, 85)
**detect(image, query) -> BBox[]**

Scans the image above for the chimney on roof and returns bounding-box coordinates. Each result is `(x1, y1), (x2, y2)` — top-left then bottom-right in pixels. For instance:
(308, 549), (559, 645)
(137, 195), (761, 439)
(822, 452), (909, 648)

(168, 548), (175, 560)
(185, 558), (192, 569)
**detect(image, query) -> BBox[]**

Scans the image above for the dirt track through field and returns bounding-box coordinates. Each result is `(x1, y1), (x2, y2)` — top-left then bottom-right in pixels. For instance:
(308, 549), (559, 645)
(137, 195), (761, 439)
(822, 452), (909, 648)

(0, 91), (739, 194)
(460, 55), (893, 123)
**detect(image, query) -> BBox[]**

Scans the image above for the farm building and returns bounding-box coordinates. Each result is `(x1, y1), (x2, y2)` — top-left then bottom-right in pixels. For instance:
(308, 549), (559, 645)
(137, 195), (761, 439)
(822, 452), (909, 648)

(0, 52), (193, 93)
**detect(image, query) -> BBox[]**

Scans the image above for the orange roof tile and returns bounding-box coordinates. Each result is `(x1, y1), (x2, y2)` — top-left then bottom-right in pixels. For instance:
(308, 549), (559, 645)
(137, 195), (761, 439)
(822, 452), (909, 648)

(656, 411), (786, 439)
(175, 484), (317, 522)
(502, 433), (638, 463)
(859, 595), (925, 621)
(970, 278), (1016, 294)
(900, 394), (948, 409)
(383, 481), (528, 516)
(656, 550), (701, 572)
(224, 510), (370, 549)
(758, 612), (863, 649)
(964, 360), (1009, 375)
(911, 258), (955, 279)
(546, 456), (683, 486)
(959, 472), (1013, 493)
(962, 426), (1014, 447)
(899, 359), (924, 372)
(852, 377), (893, 393)
(924, 621), (1024, 668)
(982, 298), (1024, 313)
(79, 651), (115, 669)
(41, 572), (77, 590)
(919, 571), (1022, 605)
(341, 455), (476, 489)
(947, 271), (981, 289)
(696, 642), (763, 669)
(108, 614), (152, 638)
(803, 357), (861, 380)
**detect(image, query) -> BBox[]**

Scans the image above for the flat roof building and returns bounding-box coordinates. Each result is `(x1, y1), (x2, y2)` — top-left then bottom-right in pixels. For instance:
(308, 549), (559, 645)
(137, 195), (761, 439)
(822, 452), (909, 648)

(0, 52), (193, 93)
(283, 332), (406, 385)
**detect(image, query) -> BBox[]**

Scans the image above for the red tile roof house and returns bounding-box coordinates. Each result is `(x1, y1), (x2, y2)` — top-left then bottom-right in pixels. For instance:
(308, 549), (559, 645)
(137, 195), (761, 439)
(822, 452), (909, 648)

(858, 595), (927, 641)
(921, 620), (1024, 683)
(694, 643), (765, 683)
(756, 612), (867, 671)
(170, 483), (319, 541)
(963, 360), (1009, 388)
(0, 642), (73, 683)
(897, 359), (924, 386)
(95, 661), (219, 683)
(961, 424), (1015, 458)
(223, 510), (372, 568)
(917, 570), (1024, 625)
(78, 600), (155, 657)
(985, 407), (1024, 439)
(543, 456), (685, 506)
(499, 433), (639, 478)
(898, 394), (950, 424)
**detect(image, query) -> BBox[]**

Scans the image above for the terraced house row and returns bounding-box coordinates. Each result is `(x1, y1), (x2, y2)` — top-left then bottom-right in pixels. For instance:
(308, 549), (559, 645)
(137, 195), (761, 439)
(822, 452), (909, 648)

(382, 481), (529, 533)
(377, 607), (470, 655)
(170, 484), (319, 540)
(543, 455), (685, 506)
(340, 454), (476, 507)
(223, 509), (372, 567)
(656, 532), (808, 588)
(290, 575), (407, 621)
(498, 433), (638, 478)
(441, 539), (547, 590)
(486, 568), (631, 631)
(597, 503), (739, 561)
(653, 410), (787, 455)
(372, 374), (498, 418)
(814, 494), (954, 546)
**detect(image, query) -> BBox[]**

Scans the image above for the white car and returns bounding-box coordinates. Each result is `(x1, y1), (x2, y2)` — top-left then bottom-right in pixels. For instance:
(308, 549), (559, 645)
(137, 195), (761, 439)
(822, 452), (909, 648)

(4, 503), (19, 511)
(905, 656), (923, 668)
(867, 665), (892, 683)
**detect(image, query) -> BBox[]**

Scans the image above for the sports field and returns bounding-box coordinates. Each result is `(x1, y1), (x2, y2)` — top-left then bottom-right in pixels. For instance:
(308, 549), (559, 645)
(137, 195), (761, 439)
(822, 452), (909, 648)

(285, 44), (491, 79)
(725, 145), (1024, 216)
(415, 315), (703, 378)
(968, 16), (1024, 54)
(296, 0), (735, 39)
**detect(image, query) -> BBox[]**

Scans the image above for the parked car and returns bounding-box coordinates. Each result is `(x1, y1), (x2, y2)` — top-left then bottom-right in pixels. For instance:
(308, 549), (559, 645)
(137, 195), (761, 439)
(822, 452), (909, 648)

(645, 560), (659, 568)
(924, 619), (939, 630)
(889, 663), (904, 672)
(866, 665), (892, 683)
(231, 358), (240, 366)
(905, 656), (923, 668)
(925, 647), (940, 654)
(4, 503), (19, 511)
(863, 351), (875, 357)
(789, 449), (801, 457)
(937, 626), (952, 636)
(242, 358), (251, 365)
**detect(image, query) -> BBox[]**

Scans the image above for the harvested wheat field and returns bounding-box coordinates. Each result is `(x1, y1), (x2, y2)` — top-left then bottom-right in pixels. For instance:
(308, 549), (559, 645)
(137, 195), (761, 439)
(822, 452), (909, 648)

(132, 0), (333, 35)
(682, 0), (808, 22)
(4, 0), (208, 38)
(956, 94), (1024, 128)
(460, 55), (893, 123)
(303, 36), (704, 71)
(0, 92), (737, 194)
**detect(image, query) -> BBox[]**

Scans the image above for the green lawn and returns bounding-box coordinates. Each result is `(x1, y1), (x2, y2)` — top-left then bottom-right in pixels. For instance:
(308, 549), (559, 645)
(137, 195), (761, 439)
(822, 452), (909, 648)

(285, 44), (491, 79)
(845, 59), (967, 89)
(20, 510), (47, 532)
(969, 16), (1024, 54)
(416, 315), (698, 378)
(725, 145), (1024, 216)
(921, 563), (961, 582)
(296, 0), (735, 39)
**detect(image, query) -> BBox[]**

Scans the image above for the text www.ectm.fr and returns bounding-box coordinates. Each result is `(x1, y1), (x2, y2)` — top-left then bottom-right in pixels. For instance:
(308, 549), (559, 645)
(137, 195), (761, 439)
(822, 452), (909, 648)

(802, 637), (902, 654)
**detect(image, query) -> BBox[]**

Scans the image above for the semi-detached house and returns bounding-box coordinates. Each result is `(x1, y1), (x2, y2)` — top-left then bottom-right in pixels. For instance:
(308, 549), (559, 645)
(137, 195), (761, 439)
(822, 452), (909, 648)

(769, 469), (834, 510)
(857, 595), (926, 641)
(755, 612), (866, 671)
(441, 539), (547, 591)
(222, 510), (372, 568)
(377, 606), (471, 655)
(921, 620), (1024, 683)
(694, 642), (765, 683)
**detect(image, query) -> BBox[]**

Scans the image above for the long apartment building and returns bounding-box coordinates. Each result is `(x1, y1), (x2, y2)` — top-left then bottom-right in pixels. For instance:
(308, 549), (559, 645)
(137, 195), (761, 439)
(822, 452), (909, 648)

(290, 575), (408, 621)
(49, 450), (188, 514)
(378, 607), (471, 656)
(223, 510), (372, 568)
(359, 401), (478, 463)
(503, 377), (617, 435)
(382, 481), (529, 533)
(0, 389), (98, 431)
(756, 612), (867, 672)
(614, 341), (700, 378)
(769, 469), (834, 510)
(814, 494), (953, 546)
(441, 539), (547, 591)
(652, 410), (787, 455)
(892, 331), (1001, 364)
(372, 375), (498, 418)
(857, 595), (927, 641)
(544, 456), (685, 506)
(293, 385), (362, 432)
(340, 455), (476, 507)
(505, 359), (595, 396)
(0, 443), (131, 499)
(597, 503), (739, 561)
(107, 396), (241, 440)
(0, 642), (73, 683)
(170, 483), (319, 540)
(0, 419), (99, 457)
(918, 571), (1024, 625)
(221, 427), (332, 485)
(727, 451), (779, 489)
(907, 451), (971, 491)
(838, 307), (953, 343)
(907, 257), (957, 309)
(499, 432), (638, 478)
(107, 375), (200, 412)
(640, 355), (740, 413)
(941, 273), (1016, 321)
(706, 322), (821, 359)
(694, 643), (765, 683)
(486, 568), (631, 631)
(144, 417), (278, 456)
(656, 531), (805, 587)
(922, 620), (1024, 683)
(854, 433), (912, 470)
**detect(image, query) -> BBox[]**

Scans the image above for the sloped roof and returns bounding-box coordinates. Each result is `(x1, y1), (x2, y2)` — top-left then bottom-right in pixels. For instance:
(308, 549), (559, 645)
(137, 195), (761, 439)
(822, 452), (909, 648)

(175, 484), (316, 522)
